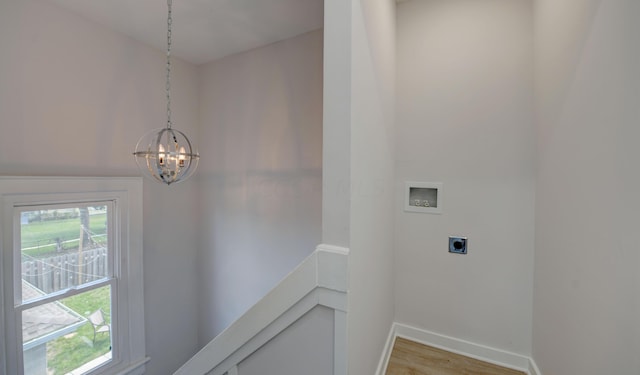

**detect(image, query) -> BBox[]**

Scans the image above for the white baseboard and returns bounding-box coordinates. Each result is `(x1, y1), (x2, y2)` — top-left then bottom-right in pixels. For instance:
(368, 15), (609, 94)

(377, 322), (539, 375)
(374, 324), (396, 375)
(528, 357), (542, 375)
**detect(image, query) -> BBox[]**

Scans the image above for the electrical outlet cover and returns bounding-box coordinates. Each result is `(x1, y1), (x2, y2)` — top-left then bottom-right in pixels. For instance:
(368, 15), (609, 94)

(449, 237), (467, 254)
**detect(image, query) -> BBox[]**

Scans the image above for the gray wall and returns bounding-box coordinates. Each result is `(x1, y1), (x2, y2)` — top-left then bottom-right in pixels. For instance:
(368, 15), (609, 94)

(395, 0), (535, 355)
(0, 1), (200, 374)
(533, 0), (640, 373)
(236, 306), (334, 375)
(197, 30), (324, 343)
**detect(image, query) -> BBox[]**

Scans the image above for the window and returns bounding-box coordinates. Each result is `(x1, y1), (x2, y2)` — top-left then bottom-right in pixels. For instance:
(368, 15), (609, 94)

(1, 177), (147, 375)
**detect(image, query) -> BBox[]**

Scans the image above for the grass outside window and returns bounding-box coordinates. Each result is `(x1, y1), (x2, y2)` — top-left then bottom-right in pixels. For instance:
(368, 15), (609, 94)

(22, 213), (107, 258)
(46, 286), (112, 374)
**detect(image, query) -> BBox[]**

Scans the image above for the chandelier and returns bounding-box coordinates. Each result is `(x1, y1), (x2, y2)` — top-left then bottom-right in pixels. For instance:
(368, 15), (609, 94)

(133, 0), (199, 185)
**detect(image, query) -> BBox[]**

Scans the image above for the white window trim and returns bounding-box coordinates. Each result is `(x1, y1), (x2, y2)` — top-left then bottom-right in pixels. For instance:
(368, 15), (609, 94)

(0, 177), (148, 375)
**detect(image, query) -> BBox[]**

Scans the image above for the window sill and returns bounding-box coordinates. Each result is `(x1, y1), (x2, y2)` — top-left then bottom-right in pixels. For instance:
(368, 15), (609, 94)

(111, 357), (151, 375)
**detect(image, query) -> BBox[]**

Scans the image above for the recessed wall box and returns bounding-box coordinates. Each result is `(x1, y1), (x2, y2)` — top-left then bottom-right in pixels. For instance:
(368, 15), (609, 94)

(404, 181), (443, 214)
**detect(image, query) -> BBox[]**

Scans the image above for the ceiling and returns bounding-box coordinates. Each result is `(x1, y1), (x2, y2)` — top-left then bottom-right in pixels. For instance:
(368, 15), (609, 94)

(46, 0), (324, 65)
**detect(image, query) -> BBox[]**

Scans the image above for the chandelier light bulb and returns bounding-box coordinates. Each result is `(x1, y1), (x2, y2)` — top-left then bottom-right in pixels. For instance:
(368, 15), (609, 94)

(178, 146), (186, 167)
(158, 144), (166, 165)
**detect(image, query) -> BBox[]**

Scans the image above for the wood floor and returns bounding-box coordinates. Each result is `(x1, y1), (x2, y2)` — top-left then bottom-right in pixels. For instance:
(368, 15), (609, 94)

(385, 337), (526, 375)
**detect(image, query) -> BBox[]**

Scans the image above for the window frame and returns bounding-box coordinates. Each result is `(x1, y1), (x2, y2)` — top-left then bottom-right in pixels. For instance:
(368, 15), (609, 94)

(0, 177), (147, 375)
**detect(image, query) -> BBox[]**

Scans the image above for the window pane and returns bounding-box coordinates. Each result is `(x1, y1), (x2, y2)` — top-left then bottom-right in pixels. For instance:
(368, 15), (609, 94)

(22, 285), (112, 375)
(21, 205), (109, 301)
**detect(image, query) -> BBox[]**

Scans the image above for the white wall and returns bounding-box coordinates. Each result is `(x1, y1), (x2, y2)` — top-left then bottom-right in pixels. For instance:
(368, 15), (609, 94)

(395, 0), (535, 355)
(197, 30), (323, 342)
(347, 0), (397, 373)
(323, 0), (352, 248)
(0, 1), (200, 374)
(533, 0), (640, 373)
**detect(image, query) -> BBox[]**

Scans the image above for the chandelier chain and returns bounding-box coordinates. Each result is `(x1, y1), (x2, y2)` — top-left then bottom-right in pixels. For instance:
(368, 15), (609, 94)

(166, 0), (172, 129)
(133, 0), (199, 186)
